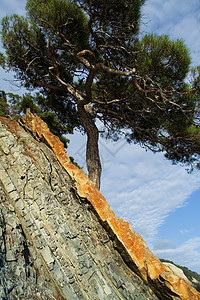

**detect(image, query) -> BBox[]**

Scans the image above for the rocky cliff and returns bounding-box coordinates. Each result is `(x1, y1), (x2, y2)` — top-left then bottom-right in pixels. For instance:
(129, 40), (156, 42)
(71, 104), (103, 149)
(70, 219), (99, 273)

(0, 110), (199, 300)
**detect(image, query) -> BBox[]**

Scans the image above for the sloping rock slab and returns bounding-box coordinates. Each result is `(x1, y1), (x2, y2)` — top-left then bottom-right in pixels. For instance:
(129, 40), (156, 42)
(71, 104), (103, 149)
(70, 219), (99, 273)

(0, 110), (199, 300)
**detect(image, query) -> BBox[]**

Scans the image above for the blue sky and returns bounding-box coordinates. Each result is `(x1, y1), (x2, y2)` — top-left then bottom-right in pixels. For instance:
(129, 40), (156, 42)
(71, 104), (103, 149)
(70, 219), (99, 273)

(1, 0), (200, 274)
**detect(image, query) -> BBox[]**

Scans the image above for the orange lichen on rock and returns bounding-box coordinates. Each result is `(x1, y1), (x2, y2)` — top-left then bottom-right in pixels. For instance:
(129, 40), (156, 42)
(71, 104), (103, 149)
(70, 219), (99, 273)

(18, 110), (200, 300)
(0, 116), (20, 135)
(107, 217), (166, 281)
(81, 182), (116, 220)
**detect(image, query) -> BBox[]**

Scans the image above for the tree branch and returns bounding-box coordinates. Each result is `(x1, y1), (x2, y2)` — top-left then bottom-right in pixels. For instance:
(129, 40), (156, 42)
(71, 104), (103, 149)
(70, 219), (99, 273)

(96, 63), (136, 76)
(25, 56), (40, 72)
(45, 33), (87, 103)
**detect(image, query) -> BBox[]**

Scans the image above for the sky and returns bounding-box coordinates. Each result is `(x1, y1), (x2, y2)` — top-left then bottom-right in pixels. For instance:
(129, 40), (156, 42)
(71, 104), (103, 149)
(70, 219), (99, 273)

(1, 0), (200, 274)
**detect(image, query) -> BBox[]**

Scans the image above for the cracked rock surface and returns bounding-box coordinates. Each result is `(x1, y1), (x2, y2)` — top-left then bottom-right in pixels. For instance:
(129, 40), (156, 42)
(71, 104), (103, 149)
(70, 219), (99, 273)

(0, 114), (199, 300)
(0, 117), (158, 299)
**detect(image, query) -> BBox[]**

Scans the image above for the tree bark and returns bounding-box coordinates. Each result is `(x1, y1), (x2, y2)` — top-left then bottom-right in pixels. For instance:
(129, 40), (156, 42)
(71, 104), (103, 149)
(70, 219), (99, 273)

(78, 104), (102, 190)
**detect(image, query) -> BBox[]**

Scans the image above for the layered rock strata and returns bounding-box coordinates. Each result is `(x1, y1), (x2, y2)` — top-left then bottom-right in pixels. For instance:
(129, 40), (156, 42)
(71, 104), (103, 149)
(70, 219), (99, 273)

(0, 110), (199, 300)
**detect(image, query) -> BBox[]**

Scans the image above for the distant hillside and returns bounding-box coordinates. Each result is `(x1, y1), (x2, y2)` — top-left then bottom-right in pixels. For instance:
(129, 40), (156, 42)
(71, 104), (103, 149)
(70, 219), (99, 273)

(160, 259), (200, 292)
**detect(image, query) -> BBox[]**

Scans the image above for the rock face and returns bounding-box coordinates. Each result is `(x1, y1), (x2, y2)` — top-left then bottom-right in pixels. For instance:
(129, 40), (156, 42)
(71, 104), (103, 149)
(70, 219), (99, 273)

(0, 111), (199, 300)
(163, 263), (192, 284)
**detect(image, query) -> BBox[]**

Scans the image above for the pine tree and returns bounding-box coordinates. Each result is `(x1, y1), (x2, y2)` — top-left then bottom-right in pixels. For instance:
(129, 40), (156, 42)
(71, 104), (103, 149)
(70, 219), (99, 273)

(1, 0), (200, 189)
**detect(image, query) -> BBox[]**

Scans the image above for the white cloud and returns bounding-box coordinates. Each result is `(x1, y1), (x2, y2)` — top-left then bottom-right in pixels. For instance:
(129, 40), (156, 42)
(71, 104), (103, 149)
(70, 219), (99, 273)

(179, 229), (192, 235)
(154, 237), (200, 273)
(99, 141), (200, 242)
(67, 133), (200, 246)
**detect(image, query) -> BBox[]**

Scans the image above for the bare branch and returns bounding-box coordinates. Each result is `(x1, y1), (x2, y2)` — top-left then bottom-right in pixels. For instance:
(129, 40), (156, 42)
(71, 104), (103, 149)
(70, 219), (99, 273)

(25, 56), (40, 72)
(96, 63), (136, 76)
(76, 49), (95, 69)
(94, 97), (124, 105)
(77, 49), (95, 57)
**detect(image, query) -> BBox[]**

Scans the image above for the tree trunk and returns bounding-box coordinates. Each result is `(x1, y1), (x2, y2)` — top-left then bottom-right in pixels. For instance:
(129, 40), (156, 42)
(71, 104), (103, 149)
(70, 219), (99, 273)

(78, 104), (102, 190)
